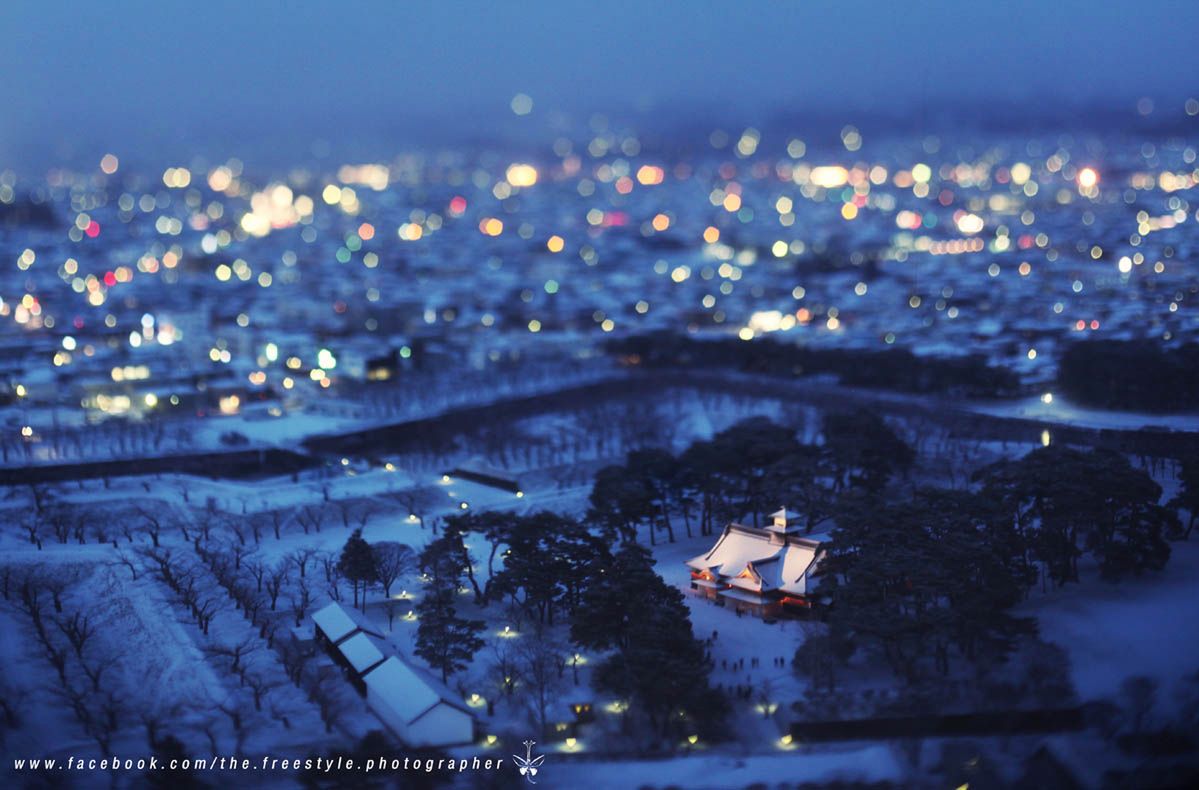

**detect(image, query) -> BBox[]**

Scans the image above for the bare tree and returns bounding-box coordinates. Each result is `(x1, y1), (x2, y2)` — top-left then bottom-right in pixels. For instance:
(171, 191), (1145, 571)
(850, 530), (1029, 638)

(204, 637), (260, 685)
(245, 672), (282, 712)
(21, 514), (45, 550)
(42, 568), (78, 614)
(135, 506), (167, 547)
(89, 520), (116, 548)
(81, 651), (120, 693)
(47, 505), (76, 544)
(386, 489), (439, 530)
(227, 519), (251, 547)
(278, 636), (311, 684)
(303, 665), (349, 734)
(266, 509), (289, 540)
(137, 698), (184, 750)
(372, 542), (416, 598)
(288, 547), (318, 579)
(294, 504), (328, 535)
(488, 644), (519, 701)
(289, 578), (312, 627)
(354, 501), (381, 530)
(55, 611), (97, 659)
(516, 635), (566, 738)
(245, 559), (267, 594)
(216, 695), (253, 757)
(331, 499), (356, 529)
(264, 562), (289, 611)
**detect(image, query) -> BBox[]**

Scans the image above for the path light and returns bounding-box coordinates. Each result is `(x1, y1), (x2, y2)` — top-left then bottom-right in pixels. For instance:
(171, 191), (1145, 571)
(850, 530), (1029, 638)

(687, 734), (698, 745)
(486, 734), (497, 746)
(516, 491), (524, 498)
(441, 475), (451, 483)
(564, 737), (577, 751)
(779, 734), (794, 749)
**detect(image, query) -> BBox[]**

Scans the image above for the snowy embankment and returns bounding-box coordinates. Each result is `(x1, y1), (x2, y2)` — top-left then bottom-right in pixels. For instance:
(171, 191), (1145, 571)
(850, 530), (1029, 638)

(967, 395), (1199, 433)
(541, 745), (902, 789)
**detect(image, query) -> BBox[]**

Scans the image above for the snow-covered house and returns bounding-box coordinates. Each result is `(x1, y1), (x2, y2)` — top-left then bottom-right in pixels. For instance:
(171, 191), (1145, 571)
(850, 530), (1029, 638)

(685, 508), (825, 618)
(338, 632), (387, 674)
(337, 632), (389, 693)
(312, 601), (384, 649)
(363, 656), (475, 747)
(313, 602), (390, 692)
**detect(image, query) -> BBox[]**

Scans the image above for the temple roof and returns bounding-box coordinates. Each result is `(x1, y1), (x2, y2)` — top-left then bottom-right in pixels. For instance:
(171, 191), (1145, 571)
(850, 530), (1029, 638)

(686, 522), (822, 596)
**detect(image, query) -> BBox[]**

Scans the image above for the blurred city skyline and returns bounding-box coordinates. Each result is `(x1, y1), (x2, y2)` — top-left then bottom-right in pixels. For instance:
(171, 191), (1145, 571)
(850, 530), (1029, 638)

(2, 0), (1198, 170)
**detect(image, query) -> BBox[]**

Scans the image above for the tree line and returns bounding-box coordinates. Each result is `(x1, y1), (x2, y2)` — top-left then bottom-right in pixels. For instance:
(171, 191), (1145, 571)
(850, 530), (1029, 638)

(1058, 340), (1199, 412)
(609, 333), (1021, 398)
(405, 511), (726, 743)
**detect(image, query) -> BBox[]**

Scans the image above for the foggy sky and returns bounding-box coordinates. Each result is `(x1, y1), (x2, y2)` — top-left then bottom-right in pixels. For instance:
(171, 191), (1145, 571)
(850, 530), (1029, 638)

(1, 0), (1196, 168)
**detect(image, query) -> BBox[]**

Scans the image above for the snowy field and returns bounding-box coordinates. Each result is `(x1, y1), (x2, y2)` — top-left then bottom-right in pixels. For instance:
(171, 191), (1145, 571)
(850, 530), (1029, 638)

(2, 382), (1196, 789)
(543, 745), (903, 790)
(969, 395), (1199, 433)
(1021, 539), (1199, 707)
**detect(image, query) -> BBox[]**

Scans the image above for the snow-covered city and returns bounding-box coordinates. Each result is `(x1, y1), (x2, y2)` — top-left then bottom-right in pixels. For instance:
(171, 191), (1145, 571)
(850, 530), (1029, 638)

(2, 3), (1199, 788)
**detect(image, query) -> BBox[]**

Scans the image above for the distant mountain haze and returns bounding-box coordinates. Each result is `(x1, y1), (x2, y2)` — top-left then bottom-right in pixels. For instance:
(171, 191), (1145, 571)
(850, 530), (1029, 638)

(1, 0), (1196, 170)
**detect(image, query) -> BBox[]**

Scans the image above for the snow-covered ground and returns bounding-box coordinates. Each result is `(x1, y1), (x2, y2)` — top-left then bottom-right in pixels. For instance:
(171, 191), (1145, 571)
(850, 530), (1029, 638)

(3, 381), (1197, 789)
(968, 394), (1199, 433)
(1020, 539), (1199, 708)
(541, 745), (903, 789)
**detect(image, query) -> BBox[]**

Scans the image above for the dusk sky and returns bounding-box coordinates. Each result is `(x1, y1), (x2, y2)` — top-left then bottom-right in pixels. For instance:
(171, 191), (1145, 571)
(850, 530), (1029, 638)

(2, 0), (1197, 167)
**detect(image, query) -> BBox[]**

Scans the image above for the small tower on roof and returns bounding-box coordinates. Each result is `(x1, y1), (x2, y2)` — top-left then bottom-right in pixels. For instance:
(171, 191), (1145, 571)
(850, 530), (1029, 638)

(766, 507), (801, 543)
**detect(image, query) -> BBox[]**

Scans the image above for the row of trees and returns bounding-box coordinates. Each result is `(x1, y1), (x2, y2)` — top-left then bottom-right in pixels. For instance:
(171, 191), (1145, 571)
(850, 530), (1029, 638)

(1058, 340), (1199, 412)
(407, 511), (724, 740)
(803, 444), (1187, 686)
(609, 333), (1020, 397)
(587, 412), (912, 544)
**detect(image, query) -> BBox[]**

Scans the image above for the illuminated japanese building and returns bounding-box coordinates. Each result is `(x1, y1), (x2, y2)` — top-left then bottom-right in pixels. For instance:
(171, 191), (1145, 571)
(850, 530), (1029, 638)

(685, 508), (825, 618)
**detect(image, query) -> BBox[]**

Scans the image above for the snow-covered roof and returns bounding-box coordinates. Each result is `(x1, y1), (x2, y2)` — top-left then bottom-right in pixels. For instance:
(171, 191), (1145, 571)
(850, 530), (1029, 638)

(686, 523), (822, 596)
(312, 602), (383, 644)
(363, 656), (473, 725)
(338, 632), (387, 674)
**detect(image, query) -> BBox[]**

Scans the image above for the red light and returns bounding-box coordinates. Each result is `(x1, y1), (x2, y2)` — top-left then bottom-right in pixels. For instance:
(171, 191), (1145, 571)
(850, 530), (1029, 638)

(449, 196), (467, 215)
(103, 271), (116, 287)
(85, 220), (100, 238)
(1090, 320), (1100, 330)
